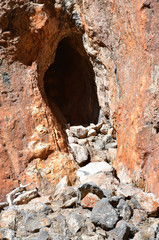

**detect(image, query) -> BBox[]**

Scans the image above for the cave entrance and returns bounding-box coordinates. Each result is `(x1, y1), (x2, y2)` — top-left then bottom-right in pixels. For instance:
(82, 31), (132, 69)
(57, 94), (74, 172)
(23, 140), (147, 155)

(44, 36), (100, 126)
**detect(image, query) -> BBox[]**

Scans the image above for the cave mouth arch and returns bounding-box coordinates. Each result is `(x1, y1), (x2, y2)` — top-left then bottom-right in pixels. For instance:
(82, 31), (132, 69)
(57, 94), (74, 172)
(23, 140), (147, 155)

(44, 36), (100, 126)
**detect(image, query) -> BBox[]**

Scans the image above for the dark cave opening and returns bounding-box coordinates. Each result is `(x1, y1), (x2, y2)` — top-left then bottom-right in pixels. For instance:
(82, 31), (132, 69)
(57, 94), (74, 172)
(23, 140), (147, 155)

(44, 37), (100, 126)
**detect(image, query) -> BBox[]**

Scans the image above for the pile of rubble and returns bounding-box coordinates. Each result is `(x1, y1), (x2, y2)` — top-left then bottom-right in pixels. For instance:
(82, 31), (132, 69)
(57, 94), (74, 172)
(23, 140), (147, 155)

(1, 160), (159, 240)
(66, 122), (117, 166)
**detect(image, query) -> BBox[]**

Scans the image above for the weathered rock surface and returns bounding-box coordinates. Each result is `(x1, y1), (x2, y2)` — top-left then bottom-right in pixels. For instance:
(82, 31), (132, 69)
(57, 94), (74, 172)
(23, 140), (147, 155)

(0, 0), (158, 208)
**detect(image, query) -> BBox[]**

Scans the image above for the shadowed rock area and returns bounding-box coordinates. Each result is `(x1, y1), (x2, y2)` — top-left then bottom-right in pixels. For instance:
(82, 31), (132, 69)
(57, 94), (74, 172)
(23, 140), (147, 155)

(44, 36), (100, 126)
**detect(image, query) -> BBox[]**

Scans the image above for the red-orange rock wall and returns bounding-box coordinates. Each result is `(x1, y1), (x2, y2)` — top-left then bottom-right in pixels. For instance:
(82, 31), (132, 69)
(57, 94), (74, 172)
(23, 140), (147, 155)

(78, 0), (159, 193)
(0, 1), (79, 201)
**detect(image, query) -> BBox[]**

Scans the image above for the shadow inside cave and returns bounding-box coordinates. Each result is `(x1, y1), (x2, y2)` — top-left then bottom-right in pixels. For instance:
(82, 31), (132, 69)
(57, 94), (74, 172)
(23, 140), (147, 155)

(44, 36), (100, 127)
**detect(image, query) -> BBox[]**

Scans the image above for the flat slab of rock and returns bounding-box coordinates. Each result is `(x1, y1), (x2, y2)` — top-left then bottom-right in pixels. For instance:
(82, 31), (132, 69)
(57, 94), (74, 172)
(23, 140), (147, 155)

(76, 162), (113, 180)
(80, 172), (119, 192)
(133, 192), (159, 216)
(91, 198), (118, 230)
(70, 143), (89, 166)
(17, 202), (53, 215)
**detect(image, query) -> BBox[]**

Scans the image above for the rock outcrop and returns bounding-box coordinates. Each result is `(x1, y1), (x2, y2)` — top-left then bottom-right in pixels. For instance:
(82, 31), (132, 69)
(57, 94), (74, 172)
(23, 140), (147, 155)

(0, 0), (158, 202)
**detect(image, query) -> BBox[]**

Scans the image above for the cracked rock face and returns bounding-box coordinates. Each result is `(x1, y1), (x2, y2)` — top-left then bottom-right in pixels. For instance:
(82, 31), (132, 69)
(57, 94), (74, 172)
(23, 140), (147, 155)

(0, 0), (159, 201)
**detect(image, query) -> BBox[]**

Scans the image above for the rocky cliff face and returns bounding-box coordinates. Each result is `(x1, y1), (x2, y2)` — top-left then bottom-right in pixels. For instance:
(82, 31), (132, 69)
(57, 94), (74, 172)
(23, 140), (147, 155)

(0, 0), (158, 201)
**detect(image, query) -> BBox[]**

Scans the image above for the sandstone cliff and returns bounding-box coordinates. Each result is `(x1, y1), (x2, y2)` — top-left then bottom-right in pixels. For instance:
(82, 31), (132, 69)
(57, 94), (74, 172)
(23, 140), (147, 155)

(0, 0), (158, 201)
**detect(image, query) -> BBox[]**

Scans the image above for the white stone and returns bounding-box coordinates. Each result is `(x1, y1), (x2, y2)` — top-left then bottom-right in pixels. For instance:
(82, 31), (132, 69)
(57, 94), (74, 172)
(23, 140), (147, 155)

(70, 125), (88, 139)
(68, 136), (77, 144)
(70, 143), (89, 166)
(76, 162), (113, 180)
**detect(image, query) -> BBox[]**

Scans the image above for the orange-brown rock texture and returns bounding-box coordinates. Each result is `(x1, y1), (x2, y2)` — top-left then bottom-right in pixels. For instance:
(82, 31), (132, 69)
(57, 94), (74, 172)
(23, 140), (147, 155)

(0, 0), (158, 201)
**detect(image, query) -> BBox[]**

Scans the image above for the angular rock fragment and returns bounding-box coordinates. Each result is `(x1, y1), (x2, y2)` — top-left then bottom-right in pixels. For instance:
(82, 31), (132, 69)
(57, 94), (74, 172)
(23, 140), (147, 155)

(29, 195), (53, 205)
(109, 196), (125, 208)
(91, 139), (105, 151)
(70, 143), (89, 166)
(133, 192), (159, 216)
(37, 230), (51, 240)
(69, 126), (88, 138)
(48, 214), (67, 238)
(16, 202), (53, 215)
(91, 198), (118, 230)
(25, 213), (51, 233)
(61, 197), (78, 208)
(146, 220), (159, 240)
(67, 214), (84, 234)
(56, 176), (68, 189)
(81, 193), (100, 209)
(108, 220), (130, 240)
(81, 234), (105, 240)
(131, 209), (148, 226)
(106, 148), (117, 164)
(116, 199), (132, 221)
(53, 186), (77, 209)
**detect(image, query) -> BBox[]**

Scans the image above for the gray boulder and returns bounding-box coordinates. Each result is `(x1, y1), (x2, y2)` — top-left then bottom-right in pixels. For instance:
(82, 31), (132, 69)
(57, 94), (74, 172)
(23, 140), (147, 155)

(108, 220), (130, 240)
(91, 198), (118, 230)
